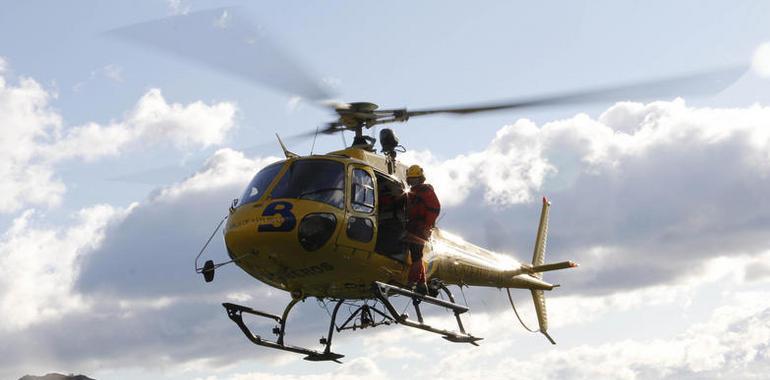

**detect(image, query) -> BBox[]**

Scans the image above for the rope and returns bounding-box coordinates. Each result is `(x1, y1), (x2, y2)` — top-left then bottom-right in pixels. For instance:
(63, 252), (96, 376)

(194, 215), (228, 273)
(507, 288), (539, 333)
(459, 284), (471, 318)
(318, 298), (331, 317)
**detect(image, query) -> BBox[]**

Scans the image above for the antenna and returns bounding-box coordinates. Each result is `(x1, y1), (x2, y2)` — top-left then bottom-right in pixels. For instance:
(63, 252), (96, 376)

(310, 126), (319, 155)
(276, 134), (299, 158)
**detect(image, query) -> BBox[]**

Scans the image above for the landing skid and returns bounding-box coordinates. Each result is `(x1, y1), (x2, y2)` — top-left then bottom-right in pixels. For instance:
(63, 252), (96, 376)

(372, 281), (483, 345)
(223, 301), (345, 363)
(222, 280), (481, 362)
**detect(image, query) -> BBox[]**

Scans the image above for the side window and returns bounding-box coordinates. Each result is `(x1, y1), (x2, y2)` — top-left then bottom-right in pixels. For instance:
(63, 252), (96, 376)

(351, 168), (375, 213)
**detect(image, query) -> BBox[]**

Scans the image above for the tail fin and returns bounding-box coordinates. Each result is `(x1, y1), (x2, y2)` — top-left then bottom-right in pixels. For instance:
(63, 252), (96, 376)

(531, 289), (555, 344)
(532, 197), (555, 344)
(531, 197), (550, 274)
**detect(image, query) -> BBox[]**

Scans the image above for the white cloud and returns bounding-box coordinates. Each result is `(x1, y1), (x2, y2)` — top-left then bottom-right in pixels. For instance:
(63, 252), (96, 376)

(0, 56), (7, 74)
(286, 95), (303, 111)
(0, 63), (238, 213)
(417, 99), (770, 292)
(199, 357), (388, 380)
(321, 76), (342, 89)
(408, 99), (770, 208)
(45, 88), (237, 161)
(0, 149), (289, 377)
(415, 289), (770, 380)
(544, 253), (768, 329)
(553, 300), (770, 379)
(167, 0), (190, 15)
(752, 42), (770, 78)
(72, 64), (127, 92)
(214, 9), (231, 29)
(403, 118), (556, 206)
(103, 64), (124, 82)
(0, 204), (128, 331)
(156, 148), (279, 200)
(75, 148), (280, 300)
(4, 97), (770, 378)
(0, 74), (65, 212)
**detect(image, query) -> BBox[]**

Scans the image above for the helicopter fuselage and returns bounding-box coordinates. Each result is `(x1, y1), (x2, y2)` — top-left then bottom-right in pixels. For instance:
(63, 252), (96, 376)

(224, 147), (555, 299)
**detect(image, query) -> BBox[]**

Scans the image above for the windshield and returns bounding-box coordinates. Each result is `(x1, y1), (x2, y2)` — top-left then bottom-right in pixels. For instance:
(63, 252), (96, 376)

(238, 162), (284, 206)
(270, 160), (345, 208)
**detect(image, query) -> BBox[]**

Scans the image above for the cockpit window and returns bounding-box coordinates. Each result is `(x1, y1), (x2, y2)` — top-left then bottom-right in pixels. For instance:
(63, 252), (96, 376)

(270, 160), (345, 209)
(238, 162), (284, 207)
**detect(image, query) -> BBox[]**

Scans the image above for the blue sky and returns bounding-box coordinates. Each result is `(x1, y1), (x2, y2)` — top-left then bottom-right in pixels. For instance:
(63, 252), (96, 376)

(2, 1), (770, 379)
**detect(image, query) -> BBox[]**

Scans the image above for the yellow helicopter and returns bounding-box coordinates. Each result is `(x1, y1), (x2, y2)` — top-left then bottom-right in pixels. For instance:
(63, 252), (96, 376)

(111, 7), (744, 363)
(210, 106), (575, 362)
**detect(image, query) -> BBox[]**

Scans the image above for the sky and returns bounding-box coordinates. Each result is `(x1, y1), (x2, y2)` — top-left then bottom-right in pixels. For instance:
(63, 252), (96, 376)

(1, 1), (770, 379)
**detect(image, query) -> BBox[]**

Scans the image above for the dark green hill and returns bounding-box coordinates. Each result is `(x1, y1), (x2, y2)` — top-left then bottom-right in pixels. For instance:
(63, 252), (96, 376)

(19, 374), (95, 380)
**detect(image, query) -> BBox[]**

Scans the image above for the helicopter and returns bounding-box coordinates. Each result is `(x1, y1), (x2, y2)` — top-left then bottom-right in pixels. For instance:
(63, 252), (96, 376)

(110, 7), (745, 363)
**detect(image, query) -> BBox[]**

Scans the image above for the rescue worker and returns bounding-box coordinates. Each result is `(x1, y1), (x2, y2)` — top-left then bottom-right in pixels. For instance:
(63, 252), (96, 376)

(405, 164), (441, 295)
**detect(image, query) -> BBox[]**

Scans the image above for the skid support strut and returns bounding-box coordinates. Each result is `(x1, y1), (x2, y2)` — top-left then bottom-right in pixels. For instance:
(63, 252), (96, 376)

(223, 300), (344, 363)
(372, 281), (482, 345)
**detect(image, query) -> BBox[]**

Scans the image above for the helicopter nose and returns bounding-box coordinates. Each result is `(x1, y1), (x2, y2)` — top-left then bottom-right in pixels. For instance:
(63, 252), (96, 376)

(224, 208), (339, 257)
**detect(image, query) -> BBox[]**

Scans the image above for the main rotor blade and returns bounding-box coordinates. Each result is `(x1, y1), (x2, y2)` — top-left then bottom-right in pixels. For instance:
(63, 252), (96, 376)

(107, 7), (332, 102)
(401, 66), (746, 118)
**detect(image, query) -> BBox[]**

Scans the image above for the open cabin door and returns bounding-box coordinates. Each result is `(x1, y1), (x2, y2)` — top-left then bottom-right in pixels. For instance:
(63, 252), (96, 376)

(335, 164), (377, 253)
(374, 171), (407, 263)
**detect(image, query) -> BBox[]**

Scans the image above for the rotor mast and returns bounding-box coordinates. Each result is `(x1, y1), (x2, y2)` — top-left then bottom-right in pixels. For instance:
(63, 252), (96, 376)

(327, 102), (410, 150)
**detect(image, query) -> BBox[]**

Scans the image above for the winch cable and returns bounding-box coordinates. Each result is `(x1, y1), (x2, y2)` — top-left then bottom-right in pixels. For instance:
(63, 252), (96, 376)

(459, 284), (471, 318)
(507, 288), (539, 333)
(194, 215), (229, 273)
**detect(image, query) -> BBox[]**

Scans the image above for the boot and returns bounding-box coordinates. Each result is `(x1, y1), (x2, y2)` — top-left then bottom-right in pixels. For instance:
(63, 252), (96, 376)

(414, 282), (428, 295)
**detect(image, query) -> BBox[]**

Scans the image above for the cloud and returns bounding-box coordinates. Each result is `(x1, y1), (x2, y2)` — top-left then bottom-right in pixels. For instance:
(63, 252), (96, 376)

(192, 356), (388, 380)
(0, 204), (127, 331)
(286, 95), (303, 112)
(409, 99), (770, 208)
(320, 76), (342, 89)
(72, 64), (127, 92)
(0, 63), (237, 213)
(403, 117), (555, 206)
(182, 284), (770, 380)
(753, 42), (770, 78)
(102, 64), (124, 82)
(0, 73), (65, 212)
(423, 292), (770, 380)
(194, 357), (388, 380)
(167, 0), (190, 15)
(76, 148), (280, 298)
(45, 88), (237, 161)
(4, 97), (770, 378)
(0, 149), (287, 378)
(410, 99), (770, 293)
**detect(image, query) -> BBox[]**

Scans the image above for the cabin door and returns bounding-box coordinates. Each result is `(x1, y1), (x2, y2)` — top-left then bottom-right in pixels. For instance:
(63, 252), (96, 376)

(336, 164), (377, 253)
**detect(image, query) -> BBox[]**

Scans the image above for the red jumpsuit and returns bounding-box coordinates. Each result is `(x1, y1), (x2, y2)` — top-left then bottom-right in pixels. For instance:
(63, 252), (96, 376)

(406, 183), (441, 285)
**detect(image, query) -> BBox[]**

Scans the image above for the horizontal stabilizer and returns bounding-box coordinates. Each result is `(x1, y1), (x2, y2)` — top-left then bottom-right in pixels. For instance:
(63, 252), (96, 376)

(529, 261), (578, 274)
